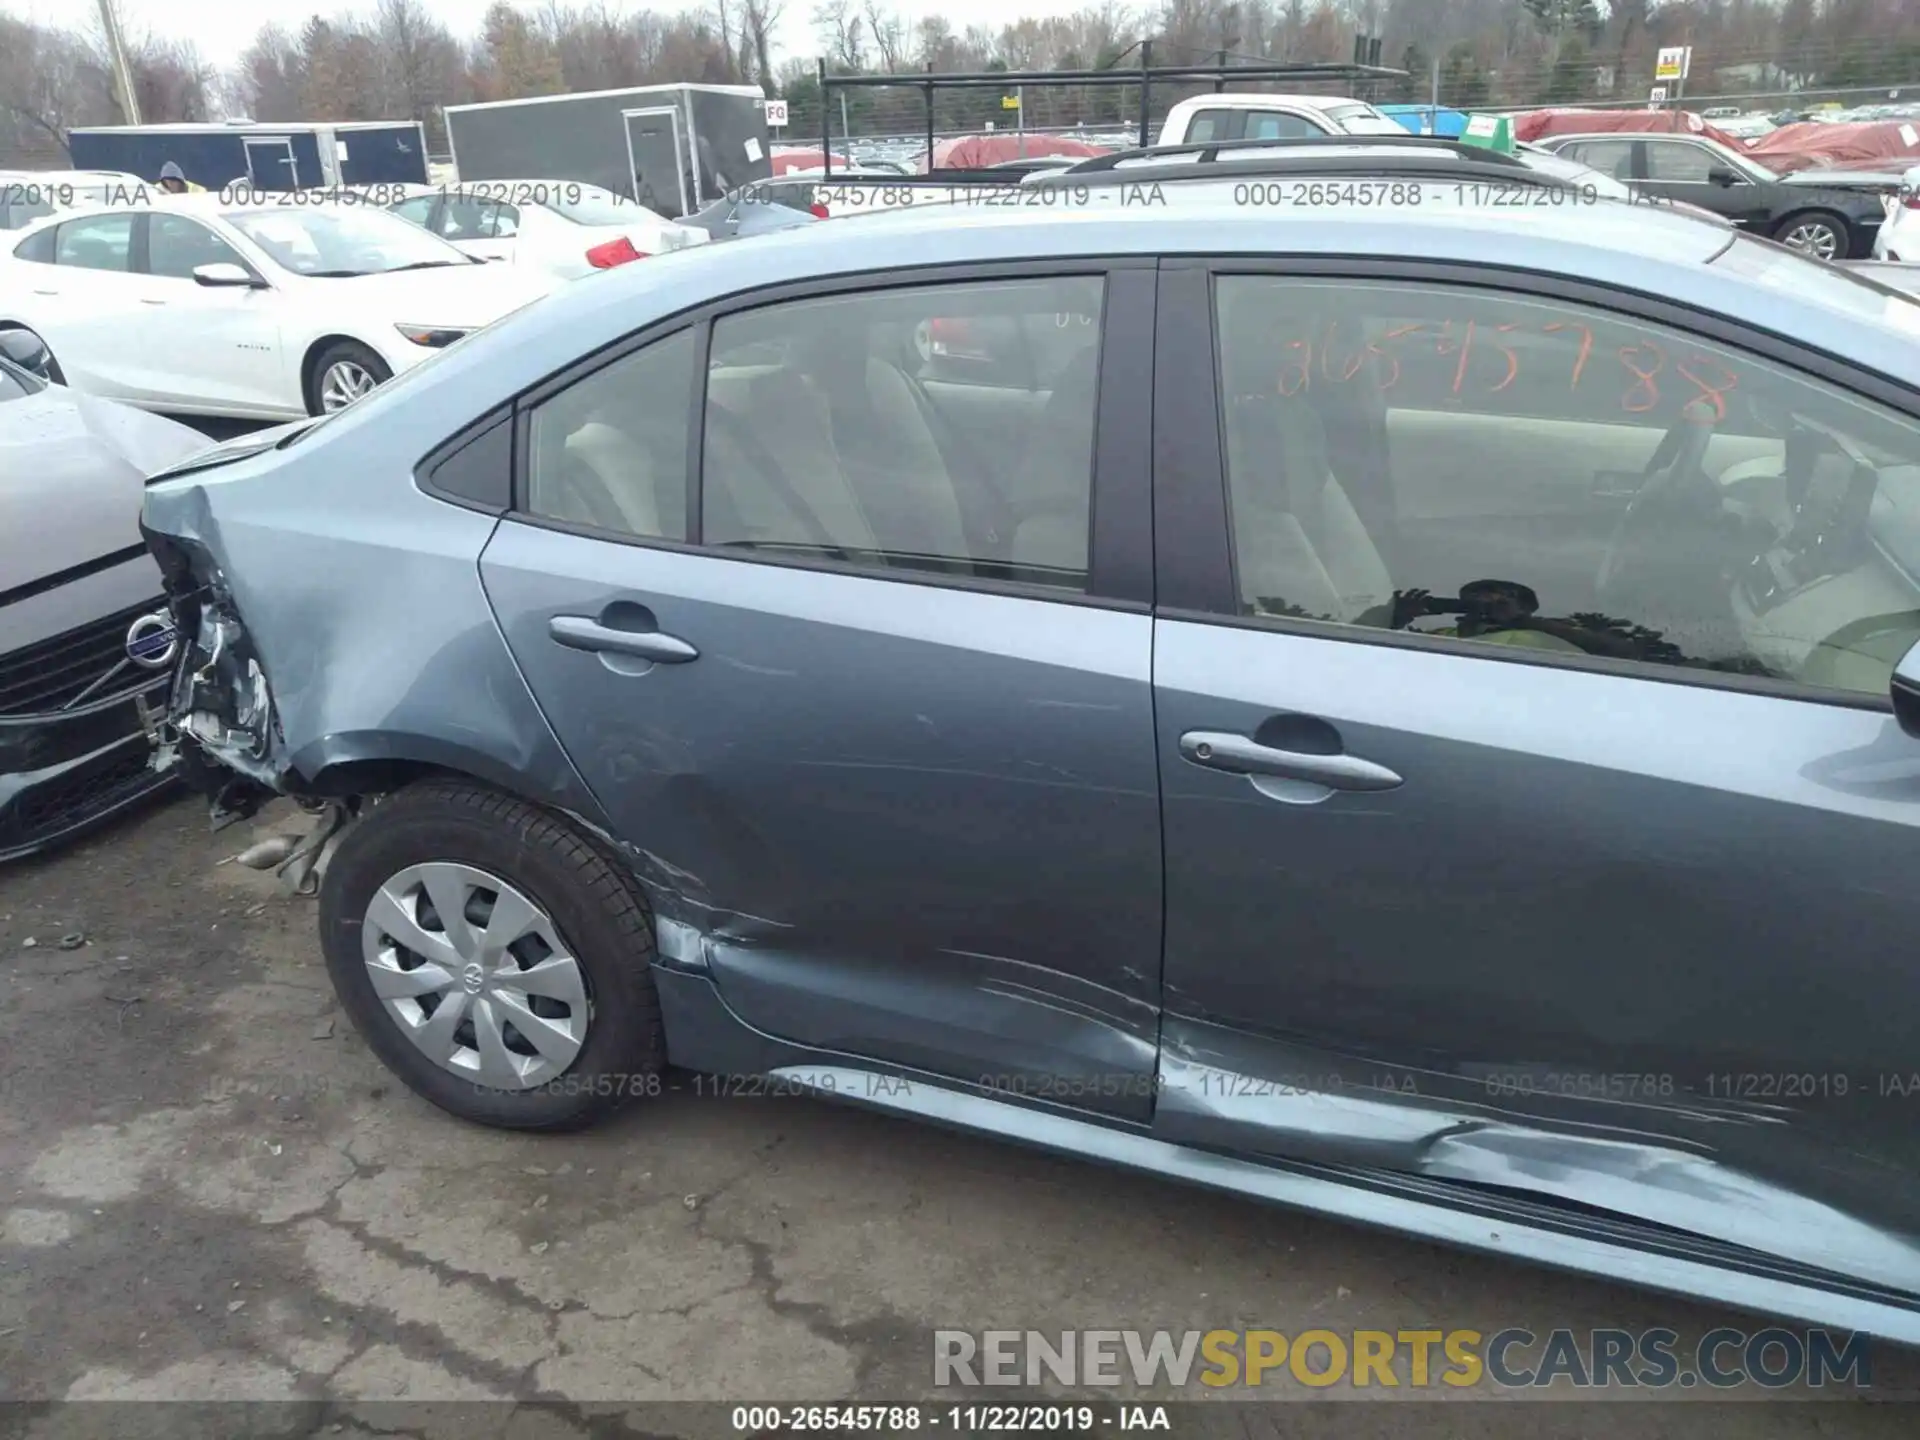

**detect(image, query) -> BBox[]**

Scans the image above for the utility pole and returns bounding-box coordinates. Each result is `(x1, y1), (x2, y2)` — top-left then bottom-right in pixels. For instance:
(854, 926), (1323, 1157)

(96, 0), (141, 125)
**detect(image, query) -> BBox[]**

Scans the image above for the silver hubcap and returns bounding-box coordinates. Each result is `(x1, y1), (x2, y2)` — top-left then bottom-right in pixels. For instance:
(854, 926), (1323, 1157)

(361, 862), (589, 1089)
(319, 360), (379, 411)
(1782, 222), (1840, 260)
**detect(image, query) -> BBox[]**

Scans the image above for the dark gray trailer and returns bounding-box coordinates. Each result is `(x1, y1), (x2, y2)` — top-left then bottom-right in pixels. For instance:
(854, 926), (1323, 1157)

(443, 84), (772, 219)
(66, 121), (428, 192)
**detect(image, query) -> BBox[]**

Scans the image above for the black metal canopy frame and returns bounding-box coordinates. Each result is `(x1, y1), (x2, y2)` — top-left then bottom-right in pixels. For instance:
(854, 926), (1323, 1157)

(814, 45), (1408, 176)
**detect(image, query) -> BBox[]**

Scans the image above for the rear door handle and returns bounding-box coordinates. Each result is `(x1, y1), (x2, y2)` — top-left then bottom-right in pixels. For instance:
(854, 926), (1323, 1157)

(1179, 730), (1402, 792)
(549, 614), (698, 663)
(139, 298), (166, 306)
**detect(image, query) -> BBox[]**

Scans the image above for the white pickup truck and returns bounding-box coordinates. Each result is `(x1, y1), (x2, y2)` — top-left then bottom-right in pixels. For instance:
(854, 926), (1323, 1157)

(1154, 92), (1409, 145)
(773, 93), (1406, 217)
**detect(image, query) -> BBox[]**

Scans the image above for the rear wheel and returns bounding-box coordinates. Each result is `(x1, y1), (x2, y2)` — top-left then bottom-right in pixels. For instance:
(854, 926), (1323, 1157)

(306, 340), (392, 415)
(317, 780), (666, 1130)
(1775, 211), (1848, 260)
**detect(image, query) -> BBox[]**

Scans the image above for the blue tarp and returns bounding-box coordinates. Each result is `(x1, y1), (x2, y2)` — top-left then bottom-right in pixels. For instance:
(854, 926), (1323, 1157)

(1377, 105), (1471, 138)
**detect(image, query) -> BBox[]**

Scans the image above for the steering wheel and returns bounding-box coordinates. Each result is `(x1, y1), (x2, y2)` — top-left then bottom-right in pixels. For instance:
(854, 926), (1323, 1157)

(1595, 399), (1724, 610)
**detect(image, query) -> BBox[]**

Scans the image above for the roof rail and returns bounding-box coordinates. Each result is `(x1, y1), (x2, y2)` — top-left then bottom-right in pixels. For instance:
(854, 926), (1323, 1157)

(1061, 135), (1535, 174)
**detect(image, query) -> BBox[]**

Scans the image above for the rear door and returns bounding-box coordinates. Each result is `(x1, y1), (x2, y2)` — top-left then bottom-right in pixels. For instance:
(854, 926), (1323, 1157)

(26, 212), (146, 398)
(478, 262), (1163, 1116)
(1147, 258), (1920, 1294)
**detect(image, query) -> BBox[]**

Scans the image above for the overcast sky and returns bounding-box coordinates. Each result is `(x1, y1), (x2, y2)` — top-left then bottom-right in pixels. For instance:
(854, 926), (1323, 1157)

(1, 0), (1087, 74)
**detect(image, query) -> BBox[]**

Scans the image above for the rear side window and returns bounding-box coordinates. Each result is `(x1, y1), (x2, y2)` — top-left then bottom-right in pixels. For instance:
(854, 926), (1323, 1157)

(1247, 111), (1326, 141)
(1561, 140), (1635, 179)
(524, 328), (697, 541)
(54, 213), (134, 271)
(699, 276), (1105, 590)
(1185, 111), (1229, 144)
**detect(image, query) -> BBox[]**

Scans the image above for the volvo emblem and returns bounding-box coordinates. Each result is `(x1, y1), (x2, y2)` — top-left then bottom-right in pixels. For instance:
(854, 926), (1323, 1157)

(125, 611), (178, 670)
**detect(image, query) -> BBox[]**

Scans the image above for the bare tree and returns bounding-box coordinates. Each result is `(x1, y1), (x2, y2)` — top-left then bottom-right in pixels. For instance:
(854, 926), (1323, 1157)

(813, 0), (866, 69)
(743, 0), (786, 87)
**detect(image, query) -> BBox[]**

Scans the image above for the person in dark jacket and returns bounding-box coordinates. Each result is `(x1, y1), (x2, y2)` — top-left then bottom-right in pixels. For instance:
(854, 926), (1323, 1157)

(157, 161), (205, 194)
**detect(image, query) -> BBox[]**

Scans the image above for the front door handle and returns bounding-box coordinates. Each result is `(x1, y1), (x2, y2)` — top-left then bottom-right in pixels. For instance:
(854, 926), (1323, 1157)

(139, 298), (166, 306)
(549, 614), (698, 663)
(1179, 730), (1402, 792)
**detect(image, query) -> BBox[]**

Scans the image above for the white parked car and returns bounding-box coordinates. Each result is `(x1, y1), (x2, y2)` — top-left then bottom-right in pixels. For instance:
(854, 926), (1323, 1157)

(0, 194), (557, 419)
(0, 169), (147, 229)
(1874, 163), (1920, 262)
(382, 180), (706, 282)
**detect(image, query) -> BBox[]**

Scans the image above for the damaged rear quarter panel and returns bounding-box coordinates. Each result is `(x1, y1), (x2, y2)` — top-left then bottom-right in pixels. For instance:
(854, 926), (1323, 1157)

(141, 382), (625, 827)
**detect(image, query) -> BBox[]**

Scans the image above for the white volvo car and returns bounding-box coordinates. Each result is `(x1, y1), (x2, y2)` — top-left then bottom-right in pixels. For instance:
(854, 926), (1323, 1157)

(0, 195), (558, 419)
(382, 180), (707, 282)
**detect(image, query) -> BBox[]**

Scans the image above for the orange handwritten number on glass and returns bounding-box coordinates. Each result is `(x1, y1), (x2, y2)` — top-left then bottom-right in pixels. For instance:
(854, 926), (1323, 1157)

(1320, 322), (1365, 382)
(1543, 321), (1594, 391)
(1278, 338), (1312, 396)
(1369, 324), (1423, 391)
(1619, 341), (1665, 413)
(1487, 323), (1521, 394)
(1678, 355), (1738, 424)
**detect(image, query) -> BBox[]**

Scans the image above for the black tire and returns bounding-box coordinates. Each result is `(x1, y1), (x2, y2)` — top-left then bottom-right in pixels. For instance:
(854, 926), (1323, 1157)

(1773, 210), (1850, 260)
(1, 326), (64, 385)
(318, 779), (665, 1131)
(304, 338), (392, 416)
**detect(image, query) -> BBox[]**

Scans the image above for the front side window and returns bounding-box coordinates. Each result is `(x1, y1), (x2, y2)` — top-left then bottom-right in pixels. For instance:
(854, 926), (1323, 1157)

(1644, 141), (1717, 183)
(146, 214), (251, 280)
(53, 213), (134, 271)
(1213, 274), (1920, 699)
(701, 276), (1105, 589)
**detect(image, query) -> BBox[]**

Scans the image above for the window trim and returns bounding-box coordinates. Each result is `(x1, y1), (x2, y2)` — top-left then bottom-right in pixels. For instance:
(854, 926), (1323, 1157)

(506, 256), (1155, 612)
(1155, 254), (1920, 713)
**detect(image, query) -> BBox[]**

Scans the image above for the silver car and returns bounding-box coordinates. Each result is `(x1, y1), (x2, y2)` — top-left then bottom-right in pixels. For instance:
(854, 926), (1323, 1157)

(0, 330), (203, 859)
(141, 186), (1920, 1342)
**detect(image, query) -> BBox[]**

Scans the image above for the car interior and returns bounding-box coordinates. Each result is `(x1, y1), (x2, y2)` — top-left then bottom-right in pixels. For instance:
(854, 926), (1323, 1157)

(1213, 275), (1920, 694)
(528, 277), (1105, 590)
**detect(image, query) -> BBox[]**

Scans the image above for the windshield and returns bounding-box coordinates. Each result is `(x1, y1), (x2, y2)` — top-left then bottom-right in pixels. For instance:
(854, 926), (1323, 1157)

(536, 185), (642, 227)
(222, 205), (473, 276)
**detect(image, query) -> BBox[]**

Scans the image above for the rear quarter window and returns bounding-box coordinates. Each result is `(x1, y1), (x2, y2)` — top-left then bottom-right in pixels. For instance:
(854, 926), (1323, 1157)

(12, 225), (55, 263)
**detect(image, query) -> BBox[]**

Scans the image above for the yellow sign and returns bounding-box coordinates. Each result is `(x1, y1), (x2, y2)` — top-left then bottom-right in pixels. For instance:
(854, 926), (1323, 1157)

(1654, 45), (1690, 82)
(1001, 95), (1020, 109)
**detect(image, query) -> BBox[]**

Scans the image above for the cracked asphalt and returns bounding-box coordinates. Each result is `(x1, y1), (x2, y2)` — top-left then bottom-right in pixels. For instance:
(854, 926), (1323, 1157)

(3, 795), (1920, 1438)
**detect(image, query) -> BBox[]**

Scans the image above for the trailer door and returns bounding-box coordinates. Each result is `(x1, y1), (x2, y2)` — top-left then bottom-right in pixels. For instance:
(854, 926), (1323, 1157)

(244, 138), (299, 192)
(621, 106), (690, 219)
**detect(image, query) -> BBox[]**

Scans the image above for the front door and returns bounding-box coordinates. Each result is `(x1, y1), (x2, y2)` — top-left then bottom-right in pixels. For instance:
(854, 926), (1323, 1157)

(479, 265), (1163, 1117)
(1635, 138), (1774, 230)
(126, 212), (285, 413)
(1147, 260), (1920, 1296)
(622, 107), (690, 219)
(244, 138), (299, 192)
